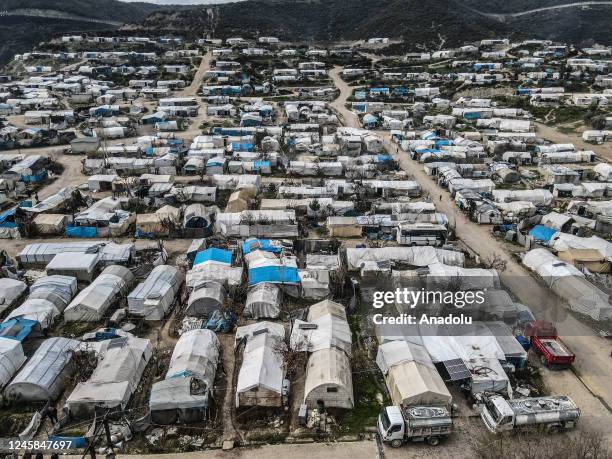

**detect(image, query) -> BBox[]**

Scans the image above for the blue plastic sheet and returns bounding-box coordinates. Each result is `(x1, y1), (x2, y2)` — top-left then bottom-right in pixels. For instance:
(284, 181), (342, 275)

(0, 318), (37, 342)
(65, 225), (97, 238)
(528, 225), (557, 243)
(248, 265), (300, 286)
(193, 248), (232, 266)
(241, 238), (282, 255)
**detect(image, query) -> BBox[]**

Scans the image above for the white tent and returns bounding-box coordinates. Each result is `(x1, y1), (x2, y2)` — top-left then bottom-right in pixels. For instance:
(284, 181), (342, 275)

(186, 263), (243, 290)
(523, 248), (612, 320)
(346, 247), (465, 271)
(290, 300), (352, 356)
(184, 282), (226, 317)
(66, 336), (152, 416)
(17, 242), (134, 267)
(244, 283), (281, 319)
(235, 332), (285, 407)
(64, 265), (134, 322)
(0, 337), (26, 388)
(0, 278), (27, 315)
(166, 329), (220, 382)
(426, 262), (500, 291)
(128, 265), (184, 320)
(5, 276), (77, 330)
(235, 321), (285, 345)
(303, 347), (353, 409)
(149, 329), (220, 424)
(492, 189), (553, 206)
(5, 337), (79, 401)
(550, 233), (612, 262)
(386, 360), (451, 407)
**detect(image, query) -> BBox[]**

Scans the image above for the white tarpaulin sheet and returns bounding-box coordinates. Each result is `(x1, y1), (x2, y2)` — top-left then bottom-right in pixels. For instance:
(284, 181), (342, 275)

(523, 249), (612, 320)
(64, 265), (134, 322)
(185, 282), (226, 317)
(186, 263), (243, 289)
(67, 336), (152, 414)
(244, 283), (281, 319)
(346, 247), (465, 271)
(290, 300), (352, 356)
(492, 189), (553, 206)
(5, 337), (79, 401)
(550, 233), (612, 262)
(166, 329), (220, 385)
(128, 265), (184, 320)
(426, 263), (500, 290)
(0, 337), (26, 388)
(235, 322), (285, 346)
(0, 278), (27, 314)
(6, 275), (77, 329)
(376, 340), (435, 373)
(235, 332), (285, 407)
(149, 329), (220, 415)
(523, 248), (584, 279)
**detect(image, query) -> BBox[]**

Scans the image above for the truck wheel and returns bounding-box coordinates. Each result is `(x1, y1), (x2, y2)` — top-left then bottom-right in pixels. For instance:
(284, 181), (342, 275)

(547, 425), (560, 434)
(427, 436), (440, 446)
(390, 439), (403, 448)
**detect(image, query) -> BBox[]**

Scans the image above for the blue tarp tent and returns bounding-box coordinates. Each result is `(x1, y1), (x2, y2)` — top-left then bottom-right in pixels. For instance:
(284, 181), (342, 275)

(65, 225), (97, 238)
(0, 318), (37, 342)
(369, 87), (389, 96)
(393, 87), (412, 96)
(363, 114), (378, 128)
(21, 170), (48, 183)
(253, 161), (270, 171)
(528, 225), (557, 243)
(248, 265), (300, 286)
(0, 207), (17, 228)
(231, 142), (253, 151)
(193, 248), (232, 266)
(463, 111), (481, 120)
(241, 238), (282, 255)
(416, 148), (443, 155)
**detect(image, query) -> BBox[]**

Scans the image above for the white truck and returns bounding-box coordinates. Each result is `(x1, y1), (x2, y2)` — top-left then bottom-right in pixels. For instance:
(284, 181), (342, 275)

(377, 405), (453, 447)
(480, 395), (580, 434)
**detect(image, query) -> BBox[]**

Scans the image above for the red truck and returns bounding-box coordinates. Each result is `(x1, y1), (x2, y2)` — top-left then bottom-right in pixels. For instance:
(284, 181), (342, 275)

(524, 321), (575, 369)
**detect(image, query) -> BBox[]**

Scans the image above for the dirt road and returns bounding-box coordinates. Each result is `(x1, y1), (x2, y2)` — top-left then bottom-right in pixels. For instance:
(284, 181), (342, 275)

(328, 69), (612, 439)
(183, 51), (212, 97)
(329, 67), (360, 129)
(111, 441), (381, 459)
(456, 0), (612, 21)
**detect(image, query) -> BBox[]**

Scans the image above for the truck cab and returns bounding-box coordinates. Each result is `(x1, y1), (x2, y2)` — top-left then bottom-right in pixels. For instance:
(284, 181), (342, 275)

(481, 396), (515, 433)
(378, 406), (405, 446)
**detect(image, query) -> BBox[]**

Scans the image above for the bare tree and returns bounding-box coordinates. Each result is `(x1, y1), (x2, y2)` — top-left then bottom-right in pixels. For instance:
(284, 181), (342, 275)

(483, 252), (508, 273)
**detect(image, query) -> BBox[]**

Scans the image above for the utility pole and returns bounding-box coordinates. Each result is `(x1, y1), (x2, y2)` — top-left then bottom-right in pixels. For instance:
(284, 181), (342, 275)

(103, 415), (115, 459)
(81, 411), (115, 459)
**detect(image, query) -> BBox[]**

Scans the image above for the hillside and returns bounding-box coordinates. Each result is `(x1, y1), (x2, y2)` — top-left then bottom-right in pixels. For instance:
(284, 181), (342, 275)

(130, 0), (612, 48)
(0, 0), (169, 68)
(2, 0), (163, 22)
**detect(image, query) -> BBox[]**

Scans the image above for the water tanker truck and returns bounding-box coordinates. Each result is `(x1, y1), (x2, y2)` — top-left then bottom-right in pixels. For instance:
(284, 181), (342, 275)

(480, 395), (580, 434)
